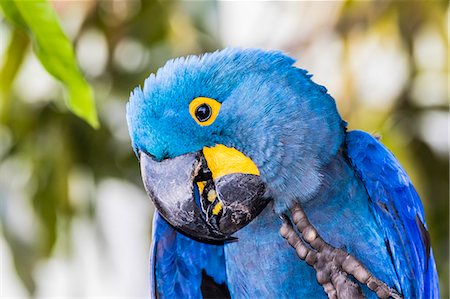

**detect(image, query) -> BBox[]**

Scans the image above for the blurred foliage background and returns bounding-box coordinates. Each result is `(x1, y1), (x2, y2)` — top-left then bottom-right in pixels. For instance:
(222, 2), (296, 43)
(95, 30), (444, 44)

(0, 0), (448, 297)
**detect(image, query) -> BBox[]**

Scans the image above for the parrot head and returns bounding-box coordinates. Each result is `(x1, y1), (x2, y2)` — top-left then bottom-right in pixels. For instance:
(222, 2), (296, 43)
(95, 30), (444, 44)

(127, 48), (345, 242)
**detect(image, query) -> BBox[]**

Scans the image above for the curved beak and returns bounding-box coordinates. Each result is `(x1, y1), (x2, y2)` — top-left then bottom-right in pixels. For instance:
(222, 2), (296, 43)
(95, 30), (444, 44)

(139, 145), (268, 242)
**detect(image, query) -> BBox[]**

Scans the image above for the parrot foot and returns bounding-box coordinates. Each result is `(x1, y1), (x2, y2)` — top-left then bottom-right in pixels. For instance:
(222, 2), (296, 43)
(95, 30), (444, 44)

(280, 203), (403, 299)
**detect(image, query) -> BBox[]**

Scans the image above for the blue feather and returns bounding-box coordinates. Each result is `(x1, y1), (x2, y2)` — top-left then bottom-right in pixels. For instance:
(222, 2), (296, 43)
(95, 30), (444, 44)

(150, 211), (227, 298)
(345, 130), (439, 299)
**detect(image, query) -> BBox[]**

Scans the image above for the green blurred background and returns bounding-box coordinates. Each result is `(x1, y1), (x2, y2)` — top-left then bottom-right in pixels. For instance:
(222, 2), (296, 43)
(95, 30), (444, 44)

(0, 1), (448, 297)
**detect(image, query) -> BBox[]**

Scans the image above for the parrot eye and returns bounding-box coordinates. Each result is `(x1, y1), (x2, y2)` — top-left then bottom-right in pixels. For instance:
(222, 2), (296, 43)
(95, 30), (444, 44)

(189, 97), (221, 126)
(195, 104), (212, 122)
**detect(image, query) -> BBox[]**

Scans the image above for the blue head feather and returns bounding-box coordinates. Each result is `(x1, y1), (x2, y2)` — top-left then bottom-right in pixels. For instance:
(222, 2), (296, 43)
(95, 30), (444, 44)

(127, 48), (346, 213)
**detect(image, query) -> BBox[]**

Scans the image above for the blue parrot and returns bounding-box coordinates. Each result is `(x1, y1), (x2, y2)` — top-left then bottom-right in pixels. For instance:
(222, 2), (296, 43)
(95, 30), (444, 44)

(126, 48), (439, 298)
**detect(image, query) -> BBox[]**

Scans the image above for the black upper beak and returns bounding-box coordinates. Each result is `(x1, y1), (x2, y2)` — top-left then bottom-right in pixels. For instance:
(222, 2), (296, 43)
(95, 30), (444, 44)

(139, 150), (267, 243)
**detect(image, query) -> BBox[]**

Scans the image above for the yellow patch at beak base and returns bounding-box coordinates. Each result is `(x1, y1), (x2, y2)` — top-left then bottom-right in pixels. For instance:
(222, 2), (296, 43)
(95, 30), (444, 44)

(202, 144), (260, 180)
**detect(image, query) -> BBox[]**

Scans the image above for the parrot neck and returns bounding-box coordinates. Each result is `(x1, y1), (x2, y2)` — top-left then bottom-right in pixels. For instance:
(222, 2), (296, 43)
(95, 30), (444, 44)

(269, 145), (365, 215)
(300, 148), (369, 217)
(268, 144), (364, 215)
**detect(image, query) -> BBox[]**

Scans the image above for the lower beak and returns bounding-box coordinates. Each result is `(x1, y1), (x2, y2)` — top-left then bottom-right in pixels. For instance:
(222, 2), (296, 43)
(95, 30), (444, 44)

(139, 146), (268, 242)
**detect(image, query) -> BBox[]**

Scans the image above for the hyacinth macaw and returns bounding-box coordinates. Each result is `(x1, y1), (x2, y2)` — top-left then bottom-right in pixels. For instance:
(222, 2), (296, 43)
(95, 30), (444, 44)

(126, 48), (439, 298)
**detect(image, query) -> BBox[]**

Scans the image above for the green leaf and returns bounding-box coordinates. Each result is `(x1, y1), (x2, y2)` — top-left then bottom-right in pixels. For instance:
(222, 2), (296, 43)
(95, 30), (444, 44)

(0, 0), (27, 29)
(0, 0), (99, 128)
(0, 28), (29, 123)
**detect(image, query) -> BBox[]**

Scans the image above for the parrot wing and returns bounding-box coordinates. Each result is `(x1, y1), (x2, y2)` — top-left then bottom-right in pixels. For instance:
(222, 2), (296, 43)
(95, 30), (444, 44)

(150, 211), (229, 299)
(345, 130), (439, 299)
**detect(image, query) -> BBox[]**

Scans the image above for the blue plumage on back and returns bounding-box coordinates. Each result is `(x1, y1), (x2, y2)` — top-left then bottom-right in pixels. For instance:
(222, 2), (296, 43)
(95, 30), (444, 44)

(345, 130), (439, 299)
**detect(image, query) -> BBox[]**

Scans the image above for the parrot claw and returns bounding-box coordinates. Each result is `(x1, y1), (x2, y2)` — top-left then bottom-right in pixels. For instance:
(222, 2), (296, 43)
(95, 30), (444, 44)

(280, 203), (403, 299)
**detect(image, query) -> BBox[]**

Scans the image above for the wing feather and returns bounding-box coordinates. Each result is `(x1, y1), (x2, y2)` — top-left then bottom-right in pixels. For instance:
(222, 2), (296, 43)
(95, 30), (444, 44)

(150, 211), (229, 299)
(345, 130), (439, 299)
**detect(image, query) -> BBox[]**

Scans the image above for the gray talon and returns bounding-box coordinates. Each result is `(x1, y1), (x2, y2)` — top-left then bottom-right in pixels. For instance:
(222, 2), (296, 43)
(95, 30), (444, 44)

(280, 203), (403, 299)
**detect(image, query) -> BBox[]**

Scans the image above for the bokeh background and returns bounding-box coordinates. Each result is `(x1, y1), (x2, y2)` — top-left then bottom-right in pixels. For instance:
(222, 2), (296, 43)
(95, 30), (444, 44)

(0, 1), (448, 298)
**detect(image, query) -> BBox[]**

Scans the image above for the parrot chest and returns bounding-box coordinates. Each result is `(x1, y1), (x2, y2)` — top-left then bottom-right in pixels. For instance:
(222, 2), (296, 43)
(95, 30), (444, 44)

(224, 201), (326, 298)
(223, 166), (398, 298)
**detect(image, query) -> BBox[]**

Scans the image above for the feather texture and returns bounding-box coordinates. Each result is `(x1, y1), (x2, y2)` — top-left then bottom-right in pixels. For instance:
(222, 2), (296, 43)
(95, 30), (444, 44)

(345, 130), (439, 299)
(150, 211), (227, 299)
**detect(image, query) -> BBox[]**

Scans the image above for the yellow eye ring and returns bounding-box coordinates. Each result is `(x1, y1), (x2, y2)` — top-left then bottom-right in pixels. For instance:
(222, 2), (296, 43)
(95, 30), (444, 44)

(189, 97), (221, 126)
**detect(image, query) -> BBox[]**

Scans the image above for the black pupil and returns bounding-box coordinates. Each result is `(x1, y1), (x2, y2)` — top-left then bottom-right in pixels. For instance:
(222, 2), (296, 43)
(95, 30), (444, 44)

(195, 104), (212, 122)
